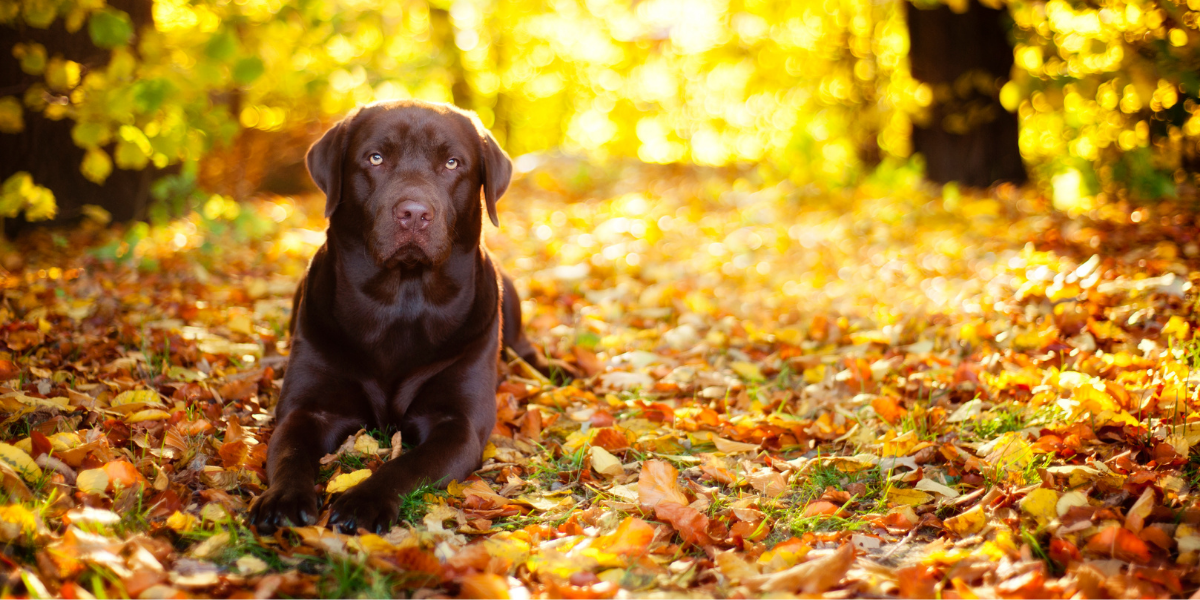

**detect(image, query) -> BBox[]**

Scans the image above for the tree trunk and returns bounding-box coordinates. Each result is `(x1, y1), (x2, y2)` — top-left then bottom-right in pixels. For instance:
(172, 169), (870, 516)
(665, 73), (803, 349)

(905, 0), (1027, 187)
(0, 0), (162, 228)
(428, 4), (472, 111)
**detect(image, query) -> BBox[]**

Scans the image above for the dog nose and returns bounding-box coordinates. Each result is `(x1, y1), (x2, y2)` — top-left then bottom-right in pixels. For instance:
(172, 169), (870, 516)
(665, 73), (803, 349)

(396, 201), (433, 231)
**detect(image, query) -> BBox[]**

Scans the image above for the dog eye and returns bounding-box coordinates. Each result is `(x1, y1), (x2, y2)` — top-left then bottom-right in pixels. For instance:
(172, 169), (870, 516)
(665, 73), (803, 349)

(445, 158), (459, 170)
(368, 153), (383, 166)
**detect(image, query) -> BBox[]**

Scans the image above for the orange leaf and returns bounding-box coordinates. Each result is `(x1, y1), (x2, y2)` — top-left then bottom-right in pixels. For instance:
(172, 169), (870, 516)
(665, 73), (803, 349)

(871, 396), (907, 425)
(102, 461), (146, 491)
(0, 359), (19, 379)
(572, 346), (605, 377)
(896, 565), (939, 598)
(592, 516), (655, 556)
(700, 455), (736, 486)
(218, 378), (257, 402)
(456, 573), (509, 599)
(1086, 525), (1151, 563)
(591, 428), (629, 452)
(802, 501), (845, 518)
(219, 440), (249, 469)
(638, 460), (688, 509)
(462, 480), (510, 511)
(654, 501), (714, 547)
(1049, 538), (1081, 567)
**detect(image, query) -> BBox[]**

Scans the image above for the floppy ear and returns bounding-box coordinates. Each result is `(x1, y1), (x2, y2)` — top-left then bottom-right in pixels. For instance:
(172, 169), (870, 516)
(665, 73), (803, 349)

(479, 129), (512, 228)
(306, 118), (350, 219)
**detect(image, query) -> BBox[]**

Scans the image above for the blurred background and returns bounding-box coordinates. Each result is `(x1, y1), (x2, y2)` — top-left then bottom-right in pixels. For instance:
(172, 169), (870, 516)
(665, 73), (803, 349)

(0, 0), (1198, 227)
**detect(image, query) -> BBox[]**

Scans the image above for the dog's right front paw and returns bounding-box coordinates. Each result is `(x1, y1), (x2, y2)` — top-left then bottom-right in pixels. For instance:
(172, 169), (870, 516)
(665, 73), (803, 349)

(248, 486), (319, 534)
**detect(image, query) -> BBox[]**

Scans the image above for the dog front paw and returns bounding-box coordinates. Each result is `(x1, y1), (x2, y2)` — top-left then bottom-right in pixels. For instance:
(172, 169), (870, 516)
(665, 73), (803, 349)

(248, 485), (319, 534)
(328, 484), (400, 534)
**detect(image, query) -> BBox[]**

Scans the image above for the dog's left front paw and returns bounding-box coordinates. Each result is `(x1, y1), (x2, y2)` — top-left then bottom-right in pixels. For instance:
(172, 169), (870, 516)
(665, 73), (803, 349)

(328, 484), (399, 534)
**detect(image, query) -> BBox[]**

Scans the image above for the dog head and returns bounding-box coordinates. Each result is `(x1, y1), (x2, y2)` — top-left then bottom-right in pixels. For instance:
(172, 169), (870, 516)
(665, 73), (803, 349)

(306, 99), (513, 269)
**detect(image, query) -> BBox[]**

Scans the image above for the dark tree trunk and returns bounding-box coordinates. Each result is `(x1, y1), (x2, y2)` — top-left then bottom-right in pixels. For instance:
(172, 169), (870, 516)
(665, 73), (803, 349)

(428, 5), (472, 111)
(0, 0), (162, 228)
(905, 0), (1027, 187)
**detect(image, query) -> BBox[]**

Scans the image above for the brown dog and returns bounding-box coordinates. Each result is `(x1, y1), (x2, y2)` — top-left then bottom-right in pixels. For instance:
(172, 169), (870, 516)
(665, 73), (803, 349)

(248, 100), (544, 534)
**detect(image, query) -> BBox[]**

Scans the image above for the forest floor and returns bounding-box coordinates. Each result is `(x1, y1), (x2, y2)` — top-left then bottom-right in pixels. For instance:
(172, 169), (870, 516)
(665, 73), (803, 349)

(1, 159), (1199, 598)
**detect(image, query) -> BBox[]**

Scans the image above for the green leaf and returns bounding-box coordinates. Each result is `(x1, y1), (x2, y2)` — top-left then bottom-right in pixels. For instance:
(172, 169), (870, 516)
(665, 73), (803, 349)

(0, 96), (23, 134)
(21, 0), (56, 28)
(13, 42), (47, 75)
(232, 56), (264, 85)
(132, 78), (175, 113)
(205, 30), (238, 62)
(88, 8), (134, 49)
(72, 121), (111, 148)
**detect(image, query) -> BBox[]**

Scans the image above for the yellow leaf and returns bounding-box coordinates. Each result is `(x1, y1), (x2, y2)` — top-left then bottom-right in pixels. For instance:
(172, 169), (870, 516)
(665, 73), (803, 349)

(731, 361), (764, 381)
(447, 479), (468, 497)
(590, 445), (624, 477)
(165, 510), (197, 532)
(1019, 488), (1059, 526)
(712, 436), (759, 454)
(125, 409), (171, 423)
(109, 389), (164, 413)
(76, 468), (109, 495)
(0, 504), (39, 542)
(353, 435), (379, 455)
(326, 469), (372, 494)
(943, 505), (986, 537)
(886, 487), (933, 507)
(0, 442), (41, 480)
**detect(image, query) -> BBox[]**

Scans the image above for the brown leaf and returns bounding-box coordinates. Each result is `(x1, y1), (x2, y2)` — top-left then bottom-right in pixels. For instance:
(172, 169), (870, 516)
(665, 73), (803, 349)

(218, 378), (257, 402)
(653, 501), (714, 547)
(572, 346), (605, 377)
(462, 480), (510, 511)
(0, 359), (19, 380)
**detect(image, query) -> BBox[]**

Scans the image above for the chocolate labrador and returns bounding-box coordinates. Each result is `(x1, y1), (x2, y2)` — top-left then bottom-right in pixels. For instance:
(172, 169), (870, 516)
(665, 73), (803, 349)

(248, 99), (545, 534)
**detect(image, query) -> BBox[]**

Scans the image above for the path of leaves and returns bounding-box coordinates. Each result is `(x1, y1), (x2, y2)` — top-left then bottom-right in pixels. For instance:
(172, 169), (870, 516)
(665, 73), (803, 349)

(1, 160), (1199, 598)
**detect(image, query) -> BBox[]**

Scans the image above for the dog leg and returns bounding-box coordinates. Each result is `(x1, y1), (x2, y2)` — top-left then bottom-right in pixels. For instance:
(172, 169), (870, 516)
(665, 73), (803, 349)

(326, 412), (485, 534)
(248, 408), (360, 534)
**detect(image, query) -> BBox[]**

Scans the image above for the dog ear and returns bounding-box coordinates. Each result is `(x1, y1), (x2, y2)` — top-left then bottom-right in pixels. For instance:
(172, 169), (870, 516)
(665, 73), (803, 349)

(479, 129), (512, 228)
(306, 117), (350, 219)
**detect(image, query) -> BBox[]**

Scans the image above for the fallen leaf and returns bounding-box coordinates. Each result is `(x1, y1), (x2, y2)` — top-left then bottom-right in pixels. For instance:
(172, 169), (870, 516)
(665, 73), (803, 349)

(638, 460), (688, 509)
(746, 543), (854, 593)
(0, 442), (41, 481)
(887, 487), (933, 507)
(943, 504), (986, 537)
(590, 446), (624, 477)
(326, 469), (372, 494)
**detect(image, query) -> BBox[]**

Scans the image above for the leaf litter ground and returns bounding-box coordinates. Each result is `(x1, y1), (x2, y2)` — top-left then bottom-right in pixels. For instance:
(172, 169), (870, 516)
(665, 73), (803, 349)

(1, 160), (1200, 598)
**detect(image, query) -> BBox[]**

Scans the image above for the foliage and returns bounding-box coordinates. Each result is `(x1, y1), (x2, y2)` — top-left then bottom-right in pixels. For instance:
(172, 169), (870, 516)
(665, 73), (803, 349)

(997, 0), (1200, 205)
(4, 0), (1200, 219)
(0, 159), (1198, 596)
